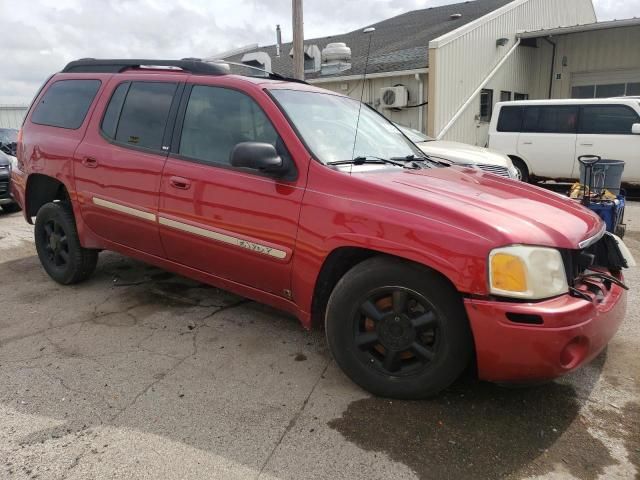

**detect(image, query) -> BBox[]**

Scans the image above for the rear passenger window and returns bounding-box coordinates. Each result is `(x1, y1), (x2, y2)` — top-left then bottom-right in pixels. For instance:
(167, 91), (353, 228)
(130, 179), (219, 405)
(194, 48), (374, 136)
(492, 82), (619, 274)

(522, 106), (578, 134)
(104, 82), (177, 150)
(178, 85), (289, 167)
(497, 106), (522, 132)
(101, 83), (129, 139)
(579, 105), (640, 135)
(31, 79), (101, 129)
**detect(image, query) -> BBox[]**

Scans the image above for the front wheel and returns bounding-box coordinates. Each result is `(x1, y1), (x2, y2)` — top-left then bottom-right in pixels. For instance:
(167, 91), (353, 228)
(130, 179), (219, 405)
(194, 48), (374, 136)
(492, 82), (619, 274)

(325, 257), (473, 399)
(510, 157), (530, 183)
(34, 202), (98, 285)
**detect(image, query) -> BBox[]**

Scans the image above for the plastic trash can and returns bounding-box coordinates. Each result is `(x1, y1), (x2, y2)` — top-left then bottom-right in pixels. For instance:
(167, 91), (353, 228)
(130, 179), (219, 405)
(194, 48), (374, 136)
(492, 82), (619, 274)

(579, 159), (625, 195)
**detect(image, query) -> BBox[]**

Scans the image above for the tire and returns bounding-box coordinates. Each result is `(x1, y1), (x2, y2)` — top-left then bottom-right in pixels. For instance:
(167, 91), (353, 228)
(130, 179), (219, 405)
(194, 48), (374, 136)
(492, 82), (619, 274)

(325, 256), (473, 399)
(510, 157), (530, 183)
(1, 203), (21, 214)
(34, 202), (98, 285)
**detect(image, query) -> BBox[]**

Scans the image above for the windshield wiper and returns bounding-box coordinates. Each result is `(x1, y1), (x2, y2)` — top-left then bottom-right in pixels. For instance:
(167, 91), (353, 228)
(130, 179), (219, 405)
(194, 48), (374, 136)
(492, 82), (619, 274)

(391, 154), (449, 168)
(327, 156), (417, 169)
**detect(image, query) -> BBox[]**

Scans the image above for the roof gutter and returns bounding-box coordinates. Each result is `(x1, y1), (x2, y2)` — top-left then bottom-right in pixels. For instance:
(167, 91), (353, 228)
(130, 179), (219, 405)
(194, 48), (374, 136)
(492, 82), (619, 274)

(307, 68), (428, 84)
(518, 17), (640, 38)
(437, 37), (521, 140)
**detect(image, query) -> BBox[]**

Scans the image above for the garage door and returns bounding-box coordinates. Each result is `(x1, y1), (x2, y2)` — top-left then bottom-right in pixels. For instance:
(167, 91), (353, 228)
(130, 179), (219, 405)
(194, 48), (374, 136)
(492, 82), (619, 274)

(571, 69), (640, 98)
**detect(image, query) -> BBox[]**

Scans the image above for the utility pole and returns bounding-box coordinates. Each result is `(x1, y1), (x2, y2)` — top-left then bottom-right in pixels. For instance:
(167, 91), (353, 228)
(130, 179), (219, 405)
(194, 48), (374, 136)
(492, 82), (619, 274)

(292, 0), (304, 80)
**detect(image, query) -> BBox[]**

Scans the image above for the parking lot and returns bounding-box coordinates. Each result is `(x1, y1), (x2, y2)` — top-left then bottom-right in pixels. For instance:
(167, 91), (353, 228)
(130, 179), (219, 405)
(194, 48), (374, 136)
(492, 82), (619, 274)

(0, 206), (638, 480)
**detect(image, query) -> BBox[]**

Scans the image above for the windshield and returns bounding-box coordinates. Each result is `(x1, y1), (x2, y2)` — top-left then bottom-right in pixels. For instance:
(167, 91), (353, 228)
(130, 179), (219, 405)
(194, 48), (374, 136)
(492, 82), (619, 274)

(0, 128), (17, 145)
(394, 123), (433, 143)
(270, 89), (423, 164)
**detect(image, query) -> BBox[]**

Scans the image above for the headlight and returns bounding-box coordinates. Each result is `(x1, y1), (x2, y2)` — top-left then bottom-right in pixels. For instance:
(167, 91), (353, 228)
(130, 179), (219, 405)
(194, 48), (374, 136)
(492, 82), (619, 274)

(489, 245), (568, 300)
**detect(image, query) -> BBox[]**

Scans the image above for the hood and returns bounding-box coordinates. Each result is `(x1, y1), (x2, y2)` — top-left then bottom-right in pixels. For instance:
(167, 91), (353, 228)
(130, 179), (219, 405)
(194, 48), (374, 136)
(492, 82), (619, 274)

(416, 141), (511, 168)
(357, 166), (603, 250)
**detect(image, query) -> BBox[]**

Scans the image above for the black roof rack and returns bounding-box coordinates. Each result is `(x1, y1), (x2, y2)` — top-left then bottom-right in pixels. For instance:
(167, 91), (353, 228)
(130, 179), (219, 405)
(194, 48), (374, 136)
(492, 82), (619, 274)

(62, 58), (229, 75)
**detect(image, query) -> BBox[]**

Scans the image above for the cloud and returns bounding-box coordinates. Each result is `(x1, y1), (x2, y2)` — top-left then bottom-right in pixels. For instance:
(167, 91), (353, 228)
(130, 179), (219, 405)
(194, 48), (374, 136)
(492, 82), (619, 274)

(0, 0), (636, 104)
(593, 0), (640, 20)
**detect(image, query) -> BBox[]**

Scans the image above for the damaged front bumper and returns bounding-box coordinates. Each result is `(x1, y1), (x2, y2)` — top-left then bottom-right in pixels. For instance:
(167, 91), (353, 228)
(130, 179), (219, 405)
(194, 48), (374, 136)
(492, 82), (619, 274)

(465, 233), (630, 383)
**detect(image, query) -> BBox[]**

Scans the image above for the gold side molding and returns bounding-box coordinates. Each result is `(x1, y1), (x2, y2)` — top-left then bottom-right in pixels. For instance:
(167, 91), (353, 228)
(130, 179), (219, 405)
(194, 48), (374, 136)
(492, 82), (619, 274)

(92, 197), (156, 222)
(158, 217), (287, 260)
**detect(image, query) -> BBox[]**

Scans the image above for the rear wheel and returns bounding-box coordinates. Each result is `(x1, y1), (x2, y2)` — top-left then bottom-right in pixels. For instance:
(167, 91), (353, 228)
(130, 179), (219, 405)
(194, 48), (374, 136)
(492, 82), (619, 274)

(510, 157), (530, 183)
(34, 202), (98, 285)
(325, 257), (473, 399)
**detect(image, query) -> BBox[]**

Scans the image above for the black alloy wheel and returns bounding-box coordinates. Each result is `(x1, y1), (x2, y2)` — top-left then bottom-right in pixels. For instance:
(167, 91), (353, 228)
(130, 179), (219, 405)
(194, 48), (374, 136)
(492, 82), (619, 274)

(34, 202), (98, 284)
(41, 218), (71, 268)
(325, 256), (472, 399)
(355, 287), (440, 376)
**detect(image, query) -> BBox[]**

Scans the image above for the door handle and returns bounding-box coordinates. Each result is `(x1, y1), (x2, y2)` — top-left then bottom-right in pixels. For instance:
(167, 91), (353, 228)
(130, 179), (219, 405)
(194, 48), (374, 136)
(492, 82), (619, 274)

(580, 143), (594, 147)
(522, 141), (533, 145)
(169, 176), (191, 190)
(82, 157), (98, 168)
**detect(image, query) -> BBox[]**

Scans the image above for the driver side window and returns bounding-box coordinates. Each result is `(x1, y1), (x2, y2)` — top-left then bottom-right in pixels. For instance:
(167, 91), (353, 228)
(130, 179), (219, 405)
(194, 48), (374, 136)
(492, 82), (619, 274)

(178, 85), (288, 166)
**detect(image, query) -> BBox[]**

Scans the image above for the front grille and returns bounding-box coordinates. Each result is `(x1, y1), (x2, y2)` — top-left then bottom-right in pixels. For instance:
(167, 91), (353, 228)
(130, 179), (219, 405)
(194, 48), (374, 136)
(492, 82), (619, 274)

(0, 180), (8, 196)
(476, 164), (510, 177)
(563, 234), (626, 288)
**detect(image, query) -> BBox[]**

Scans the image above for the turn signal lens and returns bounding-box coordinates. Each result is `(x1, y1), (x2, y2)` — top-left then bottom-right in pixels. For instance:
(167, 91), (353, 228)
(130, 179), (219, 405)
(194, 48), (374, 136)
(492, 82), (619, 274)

(490, 253), (527, 293)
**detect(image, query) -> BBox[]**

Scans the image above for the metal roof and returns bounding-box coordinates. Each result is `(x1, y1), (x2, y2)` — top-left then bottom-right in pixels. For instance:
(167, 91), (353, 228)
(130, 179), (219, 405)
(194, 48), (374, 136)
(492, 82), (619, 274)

(220, 0), (513, 80)
(518, 17), (640, 39)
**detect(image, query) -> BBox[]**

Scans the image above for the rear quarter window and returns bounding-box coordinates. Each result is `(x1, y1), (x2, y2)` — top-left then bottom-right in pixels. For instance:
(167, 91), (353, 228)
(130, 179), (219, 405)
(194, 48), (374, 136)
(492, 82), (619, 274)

(31, 79), (101, 129)
(579, 105), (640, 135)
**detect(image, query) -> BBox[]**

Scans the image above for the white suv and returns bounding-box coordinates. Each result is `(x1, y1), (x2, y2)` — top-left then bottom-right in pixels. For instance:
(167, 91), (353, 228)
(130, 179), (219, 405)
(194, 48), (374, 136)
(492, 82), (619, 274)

(488, 99), (640, 183)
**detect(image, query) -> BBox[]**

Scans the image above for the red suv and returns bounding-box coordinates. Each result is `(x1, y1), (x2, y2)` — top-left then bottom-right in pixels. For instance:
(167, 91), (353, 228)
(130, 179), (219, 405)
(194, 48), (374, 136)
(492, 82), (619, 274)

(12, 59), (630, 399)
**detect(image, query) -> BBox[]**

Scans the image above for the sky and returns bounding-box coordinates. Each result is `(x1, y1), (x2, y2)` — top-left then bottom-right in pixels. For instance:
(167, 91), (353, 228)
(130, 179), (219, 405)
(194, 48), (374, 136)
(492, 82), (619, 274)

(0, 0), (638, 105)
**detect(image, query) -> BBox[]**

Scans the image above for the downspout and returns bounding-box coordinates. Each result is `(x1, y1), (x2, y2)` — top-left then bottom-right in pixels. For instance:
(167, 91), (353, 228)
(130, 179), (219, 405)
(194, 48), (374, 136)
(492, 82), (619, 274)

(416, 73), (424, 132)
(437, 37), (521, 140)
(542, 37), (557, 99)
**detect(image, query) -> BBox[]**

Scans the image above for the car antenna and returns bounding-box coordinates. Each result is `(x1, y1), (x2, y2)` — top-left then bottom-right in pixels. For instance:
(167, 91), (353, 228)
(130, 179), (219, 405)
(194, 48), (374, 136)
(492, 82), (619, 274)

(350, 27), (376, 167)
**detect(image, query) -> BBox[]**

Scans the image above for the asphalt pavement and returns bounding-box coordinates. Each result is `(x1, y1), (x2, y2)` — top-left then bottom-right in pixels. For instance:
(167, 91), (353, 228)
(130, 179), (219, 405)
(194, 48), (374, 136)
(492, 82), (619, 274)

(0, 205), (638, 480)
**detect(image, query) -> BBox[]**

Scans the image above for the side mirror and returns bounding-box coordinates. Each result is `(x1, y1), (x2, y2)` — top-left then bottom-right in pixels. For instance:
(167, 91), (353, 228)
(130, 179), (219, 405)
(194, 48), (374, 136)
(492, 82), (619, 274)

(230, 142), (286, 175)
(632, 123), (640, 135)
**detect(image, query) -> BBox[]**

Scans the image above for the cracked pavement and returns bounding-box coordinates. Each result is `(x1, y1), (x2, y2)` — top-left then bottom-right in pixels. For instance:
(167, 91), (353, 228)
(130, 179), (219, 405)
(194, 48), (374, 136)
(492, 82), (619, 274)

(0, 208), (638, 480)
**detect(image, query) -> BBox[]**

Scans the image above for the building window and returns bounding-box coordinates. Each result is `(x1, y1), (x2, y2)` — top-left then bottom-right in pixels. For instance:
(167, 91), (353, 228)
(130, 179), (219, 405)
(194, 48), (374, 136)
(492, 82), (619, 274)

(571, 86), (595, 99)
(500, 91), (512, 102)
(514, 93), (529, 101)
(572, 82), (640, 99)
(596, 84), (626, 98)
(479, 89), (493, 122)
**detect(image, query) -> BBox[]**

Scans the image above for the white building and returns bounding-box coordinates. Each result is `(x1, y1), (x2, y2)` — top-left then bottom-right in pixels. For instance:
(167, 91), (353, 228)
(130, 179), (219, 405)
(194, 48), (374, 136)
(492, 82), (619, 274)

(0, 105), (28, 129)
(222, 0), (639, 146)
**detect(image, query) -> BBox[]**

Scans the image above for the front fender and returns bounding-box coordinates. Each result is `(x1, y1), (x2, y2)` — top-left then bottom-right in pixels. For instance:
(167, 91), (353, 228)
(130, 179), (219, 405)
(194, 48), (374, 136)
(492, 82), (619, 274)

(291, 200), (490, 318)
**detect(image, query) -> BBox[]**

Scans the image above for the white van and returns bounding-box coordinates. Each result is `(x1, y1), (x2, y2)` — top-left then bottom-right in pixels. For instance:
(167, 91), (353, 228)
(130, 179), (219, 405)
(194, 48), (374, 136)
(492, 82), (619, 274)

(488, 99), (640, 183)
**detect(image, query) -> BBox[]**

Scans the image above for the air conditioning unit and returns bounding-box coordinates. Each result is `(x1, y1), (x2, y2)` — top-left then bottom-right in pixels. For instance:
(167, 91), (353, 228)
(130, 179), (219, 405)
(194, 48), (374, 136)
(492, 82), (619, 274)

(380, 86), (409, 109)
